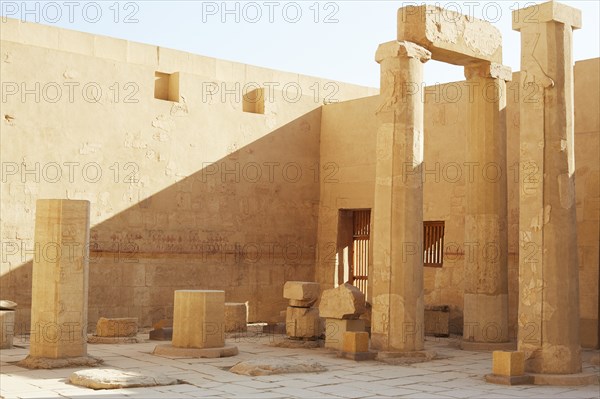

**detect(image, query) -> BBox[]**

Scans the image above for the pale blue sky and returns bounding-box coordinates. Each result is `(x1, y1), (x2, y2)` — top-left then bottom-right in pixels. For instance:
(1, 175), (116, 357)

(1, 1), (599, 86)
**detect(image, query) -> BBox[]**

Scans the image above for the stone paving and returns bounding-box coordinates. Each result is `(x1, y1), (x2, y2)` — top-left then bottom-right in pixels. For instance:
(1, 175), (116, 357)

(1, 330), (598, 399)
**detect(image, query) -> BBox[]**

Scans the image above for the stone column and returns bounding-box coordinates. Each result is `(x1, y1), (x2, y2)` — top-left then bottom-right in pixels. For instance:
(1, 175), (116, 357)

(462, 63), (512, 348)
(513, 1), (582, 374)
(19, 199), (100, 368)
(371, 41), (430, 353)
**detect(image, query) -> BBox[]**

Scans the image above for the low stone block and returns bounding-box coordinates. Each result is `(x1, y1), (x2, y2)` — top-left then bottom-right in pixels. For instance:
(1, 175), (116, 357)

(70, 368), (178, 389)
(324, 318), (365, 351)
(493, 351), (525, 377)
(342, 331), (369, 353)
(225, 303), (247, 333)
(286, 307), (320, 339)
(149, 327), (173, 341)
(283, 281), (320, 302)
(424, 306), (449, 337)
(319, 283), (366, 319)
(1, 310), (15, 349)
(96, 317), (138, 337)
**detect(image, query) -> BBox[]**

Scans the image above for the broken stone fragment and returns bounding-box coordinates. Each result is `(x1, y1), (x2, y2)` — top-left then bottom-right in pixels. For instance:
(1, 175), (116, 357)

(283, 281), (320, 302)
(95, 317), (138, 338)
(286, 306), (320, 339)
(70, 368), (178, 389)
(319, 283), (366, 319)
(229, 358), (326, 376)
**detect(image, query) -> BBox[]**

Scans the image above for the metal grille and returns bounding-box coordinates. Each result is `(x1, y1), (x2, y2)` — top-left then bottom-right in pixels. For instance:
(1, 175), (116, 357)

(351, 210), (370, 297)
(424, 221), (445, 267)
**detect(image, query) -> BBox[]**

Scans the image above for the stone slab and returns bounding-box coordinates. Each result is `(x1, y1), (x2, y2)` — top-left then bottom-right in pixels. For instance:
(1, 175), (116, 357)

(229, 358), (326, 376)
(152, 344), (238, 359)
(17, 355), (103, 369)
(530, 372), (600, 386)
(513, 1), (582, 31)
(485, 374), (534, 386)
(149, 327), (173, 341)
(87, 335), (143, 344)
(70, 368), (178, 389)
(283, 281), (320, 302)
(337, 351), (377, 361)
(397, 5), (503, 65)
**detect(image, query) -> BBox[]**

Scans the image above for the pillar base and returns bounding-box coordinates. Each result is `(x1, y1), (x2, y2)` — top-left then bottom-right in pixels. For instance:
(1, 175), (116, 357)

(337, 351), (377, 361)
(17, 355), (103, 369)
(485, 374), (533, 385)
(87, 334), (143, 344)
(530, 372), (599, 386)
(376, 350), (436, 361)
(460, 340), (516, 351)
(152, 344), (238, 358)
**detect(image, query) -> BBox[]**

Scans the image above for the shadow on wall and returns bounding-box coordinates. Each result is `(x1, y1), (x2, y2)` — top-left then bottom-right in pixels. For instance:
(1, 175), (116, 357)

(1, 109), (323, 334)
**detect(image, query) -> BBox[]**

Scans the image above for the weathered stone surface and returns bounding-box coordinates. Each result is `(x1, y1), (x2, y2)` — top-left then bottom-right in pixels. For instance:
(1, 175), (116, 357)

(289, 299), (317, 308)
(153, 344), (238, 359)
(69, 368), (178, 389)
(0, 300), (17, 310)
(229, 358), (326, 376)
(397, 5), (503, 65)
(283, 281), (320, 302)
(17, 355), (103, 369)
(286, 306), (320, 339)
(225, 303), (247, 333)
(149, 327), (173, 341)
(493, 351), (525, 377)
(319, 283), (366, 320)
(1, 310), (15, 349)
(95, 317), (138, 338)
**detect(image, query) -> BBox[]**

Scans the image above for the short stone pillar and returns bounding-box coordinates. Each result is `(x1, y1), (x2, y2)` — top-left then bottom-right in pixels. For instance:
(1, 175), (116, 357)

(485, 351), (533, 385)
(283, 281), (321, 340)
(153, 290), (238, 358)
(371, 40), (430, 353)
(320, 283), (366, 351)
(462, 62), (512, 348)
(18, 200), (101, 368)
(0, 300), (16, 349)
(225, 303), (247, 333)
(513, 1), (583, 374)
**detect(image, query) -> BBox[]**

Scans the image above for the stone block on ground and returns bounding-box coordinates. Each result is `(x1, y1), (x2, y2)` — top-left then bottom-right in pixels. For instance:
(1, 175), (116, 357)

(319, 283), (366, 319)
(1, 310), (15, 349)
(70, 368), (178, 389)
(95, 317), (138, 337)
(324, 318), (365, 351)
(149, 327), (173, 341)
(283, 281), (320, 304)
(229, 358), (326, 376)
(172, 290), (225, 349)
(225, 302), (247, 333)
(493, 351), (525, 377)
(424, 305), (449, 337)
(286, 306), (320, 339)
(342, 331), (369, 353)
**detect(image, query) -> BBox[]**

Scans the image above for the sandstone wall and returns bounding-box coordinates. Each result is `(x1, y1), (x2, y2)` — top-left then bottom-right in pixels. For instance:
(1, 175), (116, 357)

(0, 19), (376, 332)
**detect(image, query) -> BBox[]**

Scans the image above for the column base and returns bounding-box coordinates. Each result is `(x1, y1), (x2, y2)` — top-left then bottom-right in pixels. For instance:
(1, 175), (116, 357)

(376, 350), (436, 362)
(460, 340), (516, 351)
(529, 372), (599, 386)
(485, 374), (533, 385)
(17, 355), (103, 369)
(153, 344), (238, 358)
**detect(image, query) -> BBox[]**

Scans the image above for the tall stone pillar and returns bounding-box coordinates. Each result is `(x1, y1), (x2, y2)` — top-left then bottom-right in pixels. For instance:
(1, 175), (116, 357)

(371, 41), (431, 353)
(513, 1), (582, 374)
(462, 63), (512, 348)
(19, 199), (101, 368)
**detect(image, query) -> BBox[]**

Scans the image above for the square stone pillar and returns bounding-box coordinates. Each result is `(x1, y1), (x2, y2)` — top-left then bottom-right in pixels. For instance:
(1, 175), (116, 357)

(173, 290), (225, 349)
(19, 199), (101, 368)
(371, 41), (431, 352)
(513, 1), (582, 374)
(462, 63), (512, 346)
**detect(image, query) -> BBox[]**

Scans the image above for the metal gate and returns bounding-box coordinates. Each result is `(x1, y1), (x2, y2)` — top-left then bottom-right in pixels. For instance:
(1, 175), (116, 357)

(350, 210), (371, 298)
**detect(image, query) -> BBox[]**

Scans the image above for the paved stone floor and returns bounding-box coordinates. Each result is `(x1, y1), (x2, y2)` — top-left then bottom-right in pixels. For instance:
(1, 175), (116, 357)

(1, 330), (598, 399)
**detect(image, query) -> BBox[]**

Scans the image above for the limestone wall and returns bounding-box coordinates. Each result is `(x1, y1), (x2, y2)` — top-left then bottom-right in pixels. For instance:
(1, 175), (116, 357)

(317, 59), (599, 346)
(0, 19), (377, 333)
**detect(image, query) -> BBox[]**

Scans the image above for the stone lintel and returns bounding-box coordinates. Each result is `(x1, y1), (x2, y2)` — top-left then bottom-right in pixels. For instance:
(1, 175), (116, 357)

(513, 1), (582, 31)
(397, 5), (503, 66)
(375, 40), (431, 64)
(465, 62), (513, 82)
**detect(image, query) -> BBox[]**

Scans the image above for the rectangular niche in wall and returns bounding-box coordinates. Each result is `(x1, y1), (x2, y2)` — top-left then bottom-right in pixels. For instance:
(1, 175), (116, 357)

(154, 71), (180, 102)
(243, 87), (265, 114)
